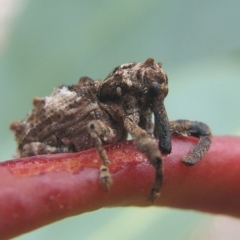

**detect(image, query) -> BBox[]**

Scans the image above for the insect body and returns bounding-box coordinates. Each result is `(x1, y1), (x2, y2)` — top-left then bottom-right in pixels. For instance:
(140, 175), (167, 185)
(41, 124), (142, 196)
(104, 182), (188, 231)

(10, 58), (212, 202)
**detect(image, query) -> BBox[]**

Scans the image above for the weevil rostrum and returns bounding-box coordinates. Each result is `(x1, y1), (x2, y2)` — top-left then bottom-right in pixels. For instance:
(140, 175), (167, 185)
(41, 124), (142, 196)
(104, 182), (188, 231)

(10, 58), (212, 202)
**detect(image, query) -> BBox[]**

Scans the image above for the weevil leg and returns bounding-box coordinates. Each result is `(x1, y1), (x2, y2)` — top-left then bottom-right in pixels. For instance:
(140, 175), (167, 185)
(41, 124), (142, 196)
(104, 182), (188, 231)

(138, 109), (154, 136)
(124, 117), (163, 203)
(170, 120), (212, 165)
(87, 120), (117, 191)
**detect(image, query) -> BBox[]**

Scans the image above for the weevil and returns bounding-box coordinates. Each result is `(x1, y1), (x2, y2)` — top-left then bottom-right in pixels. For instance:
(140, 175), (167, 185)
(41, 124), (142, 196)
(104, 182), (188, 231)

(10, 58), (212, 202)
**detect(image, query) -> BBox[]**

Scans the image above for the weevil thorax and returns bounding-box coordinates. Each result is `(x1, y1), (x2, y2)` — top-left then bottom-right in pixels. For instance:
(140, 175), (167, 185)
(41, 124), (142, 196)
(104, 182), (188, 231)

(98, 58), (168, 117)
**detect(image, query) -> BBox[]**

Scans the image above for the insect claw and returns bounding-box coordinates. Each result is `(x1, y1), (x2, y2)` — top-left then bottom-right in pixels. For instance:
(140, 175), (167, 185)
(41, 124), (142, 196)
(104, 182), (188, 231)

(149, 188), (161, 203)
(100, 165), (112, 191)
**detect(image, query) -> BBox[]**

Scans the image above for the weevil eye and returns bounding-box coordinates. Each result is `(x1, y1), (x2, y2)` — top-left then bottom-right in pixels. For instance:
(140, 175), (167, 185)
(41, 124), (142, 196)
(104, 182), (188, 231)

(148, 82), (160, 97)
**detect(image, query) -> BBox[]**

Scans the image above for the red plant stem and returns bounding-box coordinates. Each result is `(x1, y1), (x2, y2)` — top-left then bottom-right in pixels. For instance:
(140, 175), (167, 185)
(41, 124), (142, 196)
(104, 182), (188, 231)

(0, 136), (240, 239)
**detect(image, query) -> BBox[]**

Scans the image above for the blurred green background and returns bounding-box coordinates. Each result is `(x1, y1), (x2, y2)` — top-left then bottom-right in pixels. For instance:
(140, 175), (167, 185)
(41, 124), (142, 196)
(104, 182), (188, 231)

(1, 0), (240, 239)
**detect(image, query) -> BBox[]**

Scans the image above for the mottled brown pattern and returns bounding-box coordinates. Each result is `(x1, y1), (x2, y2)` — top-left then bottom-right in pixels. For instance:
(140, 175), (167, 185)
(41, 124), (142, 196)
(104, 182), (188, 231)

(10, 58), (212, 202)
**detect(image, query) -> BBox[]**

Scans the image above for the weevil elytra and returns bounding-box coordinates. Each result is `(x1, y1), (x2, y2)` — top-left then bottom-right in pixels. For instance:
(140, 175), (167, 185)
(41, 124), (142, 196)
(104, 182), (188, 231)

(10, 58), (212, 202)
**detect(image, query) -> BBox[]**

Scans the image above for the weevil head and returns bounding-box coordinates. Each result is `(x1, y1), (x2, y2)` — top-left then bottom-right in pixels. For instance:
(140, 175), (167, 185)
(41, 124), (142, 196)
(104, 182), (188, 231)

(98, 58), (168, 105)
(98, 59), (170, 146)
